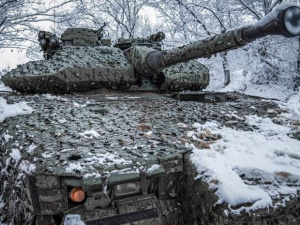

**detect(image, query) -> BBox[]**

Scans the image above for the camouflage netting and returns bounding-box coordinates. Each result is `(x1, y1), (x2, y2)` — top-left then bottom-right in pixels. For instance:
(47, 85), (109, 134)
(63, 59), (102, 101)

(0, 93), (299, 224)
(1, 46), (135, 93)
(61, 28), (99, 47)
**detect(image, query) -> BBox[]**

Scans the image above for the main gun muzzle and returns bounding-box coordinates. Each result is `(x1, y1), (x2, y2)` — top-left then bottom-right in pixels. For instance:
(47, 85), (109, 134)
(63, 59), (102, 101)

(242, 6), (300, 42)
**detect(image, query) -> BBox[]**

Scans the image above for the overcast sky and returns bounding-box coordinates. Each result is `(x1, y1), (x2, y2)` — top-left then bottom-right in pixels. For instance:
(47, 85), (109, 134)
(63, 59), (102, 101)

(0, 49), (28, 70)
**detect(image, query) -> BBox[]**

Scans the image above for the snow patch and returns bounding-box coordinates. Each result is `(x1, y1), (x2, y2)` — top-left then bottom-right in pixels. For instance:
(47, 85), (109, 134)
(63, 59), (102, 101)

(255, 2), (298, 28)
(177, 122), (188, 128)
(66, 163), (83, 173)
(189, 117), (300, 214)
(9, 149), (21, 162)
(19, 161), (36, 174)
(0, 81), (12, 92)
(27, 143), (37, 153)
(79, 129), (100, 139)
(144, 130), (152, 136)
(42, 94), (69, 102)
(64, 214), (85, 225)
(147, 164), (160, 173)
(0, 97), (33, 123)
(281, 89), (300, 120)
(73, 102), (87, 108)
(245, 115), (290, 134)
(83, 173), (101, 179)
(42, 152), (53, 158)
(2, 133), (13, 144)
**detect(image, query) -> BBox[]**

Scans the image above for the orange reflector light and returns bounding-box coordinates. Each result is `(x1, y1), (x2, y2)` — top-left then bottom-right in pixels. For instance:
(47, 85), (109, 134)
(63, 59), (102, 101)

(69, 187), (85, 202)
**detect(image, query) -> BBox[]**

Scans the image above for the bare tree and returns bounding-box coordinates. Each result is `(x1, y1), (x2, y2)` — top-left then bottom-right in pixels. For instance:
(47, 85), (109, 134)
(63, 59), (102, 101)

(235, 0), (299, 88)
(0, 0), (77, 50)
(150, 0), (234, 86)
(73, 0), (150, 39)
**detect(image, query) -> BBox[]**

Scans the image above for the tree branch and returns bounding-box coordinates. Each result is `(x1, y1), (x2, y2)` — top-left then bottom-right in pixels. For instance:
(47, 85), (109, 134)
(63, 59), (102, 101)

(238, 0), (262, 20)
(0, 0), (17, 9)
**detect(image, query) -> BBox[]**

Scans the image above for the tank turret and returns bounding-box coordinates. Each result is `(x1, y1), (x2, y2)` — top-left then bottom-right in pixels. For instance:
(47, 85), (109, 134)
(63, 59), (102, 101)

(2, 5), (300, 93)
(60, 23), (111, 47)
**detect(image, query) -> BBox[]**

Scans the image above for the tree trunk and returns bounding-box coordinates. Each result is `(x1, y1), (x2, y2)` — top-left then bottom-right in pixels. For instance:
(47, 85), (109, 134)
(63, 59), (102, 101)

(297, 37), (300, 73)
(221, 52), (230, 86)
(295, 37), (300, 89)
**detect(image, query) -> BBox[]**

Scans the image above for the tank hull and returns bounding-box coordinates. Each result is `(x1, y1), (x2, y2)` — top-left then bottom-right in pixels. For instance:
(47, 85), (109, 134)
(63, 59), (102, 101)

(2, 46), (209, 93)
(1, 92), (300, 225)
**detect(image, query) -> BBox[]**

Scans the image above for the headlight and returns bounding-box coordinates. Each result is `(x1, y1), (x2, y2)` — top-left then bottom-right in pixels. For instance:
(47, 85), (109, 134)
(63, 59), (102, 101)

(69, 187), (86, 203)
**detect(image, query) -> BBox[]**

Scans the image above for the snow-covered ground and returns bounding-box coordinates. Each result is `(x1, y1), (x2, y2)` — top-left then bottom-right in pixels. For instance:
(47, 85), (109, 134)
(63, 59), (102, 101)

(207, 68), (297, 101)
(185, 89), (300, 214)
(0, 96), (33, 123)
(0, 82), (12, 93)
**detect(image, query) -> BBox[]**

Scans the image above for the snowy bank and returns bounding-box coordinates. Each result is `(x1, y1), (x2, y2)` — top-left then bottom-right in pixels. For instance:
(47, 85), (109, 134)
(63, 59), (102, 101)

(188, 113), (300, 214)
(0, 97), (33, 123)
(280, 89), (300, 120)
(214, 69), (296, 101)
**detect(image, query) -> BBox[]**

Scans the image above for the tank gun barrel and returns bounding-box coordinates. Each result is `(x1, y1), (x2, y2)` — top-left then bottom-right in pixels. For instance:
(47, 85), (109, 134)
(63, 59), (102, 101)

(140, 6), (300, 74)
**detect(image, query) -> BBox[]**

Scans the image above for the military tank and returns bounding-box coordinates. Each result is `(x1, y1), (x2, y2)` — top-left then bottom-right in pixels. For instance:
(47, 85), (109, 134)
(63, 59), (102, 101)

(3, 5), (300, 94)
(1, 4), (300, 225)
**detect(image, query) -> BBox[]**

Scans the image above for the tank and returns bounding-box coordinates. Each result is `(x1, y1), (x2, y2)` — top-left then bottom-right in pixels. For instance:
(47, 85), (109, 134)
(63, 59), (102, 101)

(1, 5), (300, 225)
(3, 5), (300, 94)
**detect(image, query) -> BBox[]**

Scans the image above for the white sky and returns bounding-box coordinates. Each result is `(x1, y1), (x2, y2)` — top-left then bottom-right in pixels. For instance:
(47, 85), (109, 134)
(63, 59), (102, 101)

(0, 49), (28, 70)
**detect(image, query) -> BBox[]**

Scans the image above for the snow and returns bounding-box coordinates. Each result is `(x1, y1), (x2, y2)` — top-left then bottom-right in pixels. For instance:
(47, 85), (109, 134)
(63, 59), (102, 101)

(0, 97), (33, 123)
(79, 129), (100, 139)
(144, 130), (153, 136)
(73, 101), (87, 108)
(9, 149), (21, 162)
(215, 69), (295, 101)
(280, 89), (300, 120)
(0, 82), (12, 92)
(245, 115), (290, 134)
(42, 152), (53, 158)
(255, 2), (298, 28)
(147, 164), (160, 173)
(66, 152), (132, 174)
(27, 143), (37, 153)
(19, 161), (36, 174)
(83, 173), (101, 179)
(2, 134), (13, 144)
(42, 94), (69, 102)
(105, 96), (141, 100)
(64, 214), (85, 225)
(188, 110), (300, 214)
(177, 122), (188, 128)
(66, 163), (83, 173)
